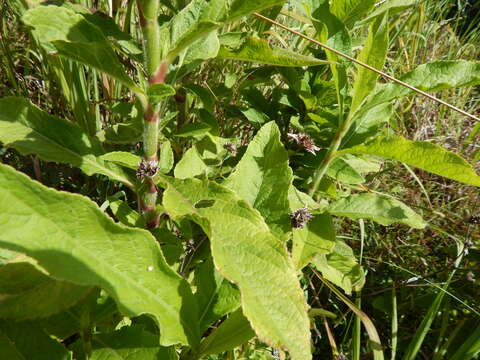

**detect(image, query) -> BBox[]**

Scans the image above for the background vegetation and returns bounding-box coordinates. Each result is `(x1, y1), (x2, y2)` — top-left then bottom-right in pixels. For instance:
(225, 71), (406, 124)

(0, 0), (479, 359)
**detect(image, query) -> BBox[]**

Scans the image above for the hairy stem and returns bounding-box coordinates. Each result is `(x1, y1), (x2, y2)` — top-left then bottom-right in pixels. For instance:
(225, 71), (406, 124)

(137, 0), (166, 228)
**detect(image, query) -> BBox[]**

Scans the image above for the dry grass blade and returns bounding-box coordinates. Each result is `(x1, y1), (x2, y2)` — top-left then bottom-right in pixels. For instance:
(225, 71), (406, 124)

(252, 12), (480, 123)
(312, 268), (385, 360)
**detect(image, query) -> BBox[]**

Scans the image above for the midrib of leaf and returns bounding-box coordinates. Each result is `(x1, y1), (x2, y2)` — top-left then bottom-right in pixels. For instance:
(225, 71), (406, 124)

(3, 188), (190, 339)
(16, 126), (132, 187)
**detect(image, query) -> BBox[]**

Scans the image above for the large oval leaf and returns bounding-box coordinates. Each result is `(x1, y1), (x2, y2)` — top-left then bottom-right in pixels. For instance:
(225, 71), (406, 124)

(328, 193), (427, 229)
(160, 176), (312, 360)
(164, 0), (286, 61)
(340, 136), (480, 186)
(0, 97), (133, 187)
(0, 164), (198, 346)
(22, 5), (141, 93)
(361, 60), (480, 113)
(218, 34), (330, 67)
(225, 122), (292, 239)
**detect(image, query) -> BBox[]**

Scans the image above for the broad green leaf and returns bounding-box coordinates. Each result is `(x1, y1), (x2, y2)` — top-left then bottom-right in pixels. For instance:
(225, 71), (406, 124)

(194, 258), (241, 332)
(0, 164), (199, 346)
(164, 0), (286, 61)
(328, 193), (427, 228)
(52, 40), (142, 92)
(292, 214), (336, 270)
(183, 30), (220, 65)
(174, 135), (233, 179)
(349, 13), (388, 115)
(363, 60), (480, 111)
(312, 240), (365, 294)
(241, 108), (270, 126)
(159, 140), (174, 174)
(327, 154), (381, 184)
(174, 147), (208, 179)
(343, 102), (393, 147)
(288, 186), (334, 269)
(0, 260), (92, 320)
(89, 326), (178, 360)
(22, 5), (104, 50)
(330, 0), (375, 26)
(328, 156), (366, 184)
(23, 6), (141, 93)
(217, 34), (330, 67)
(0, 98), (134, 187)
(0, 321), (71, 360)
(225, 122), (293, 238)
(160, 177), (312, 360)
(100, 152), (141, 170)
(340, 136), (480, 186)
(197, 309), (256, 356)
(360, 0), (417, 24)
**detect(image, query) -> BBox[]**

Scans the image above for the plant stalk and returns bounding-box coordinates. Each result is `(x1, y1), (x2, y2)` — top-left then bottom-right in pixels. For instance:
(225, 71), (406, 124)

(309, 115), (354, 196)
(137, 0), (167, 228)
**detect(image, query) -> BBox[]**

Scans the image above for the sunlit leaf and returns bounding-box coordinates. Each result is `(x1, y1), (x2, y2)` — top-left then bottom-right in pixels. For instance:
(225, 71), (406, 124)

(328, 193), (427, 228)
(160, 176), (312, 360)
(0, 164), (199, 346)
(340, 136), (480, 186)
(225, 122), (292, 238)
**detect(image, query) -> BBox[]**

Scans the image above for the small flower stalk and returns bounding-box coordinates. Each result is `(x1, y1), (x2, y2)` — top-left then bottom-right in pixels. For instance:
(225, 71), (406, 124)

(287, 132), (321, 154)
(290, 207), (314, 228)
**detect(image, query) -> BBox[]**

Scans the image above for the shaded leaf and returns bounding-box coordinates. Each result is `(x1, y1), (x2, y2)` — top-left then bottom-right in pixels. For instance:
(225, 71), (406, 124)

(194, 258), (241, 332)
(108, 197), (145, 228)
(340, 136), (480, 186)
(159, 140), (174, 174)
(0, 164), (199, 346)
(198, 309), (256, 356)
(0, 321), (71, 360)
(0, 98), (134, 187)
(148, 83), (176, 106)
(218, 34), (330, 67)
(89, 326), (178, 360)
(0, 258), (92, 320)
(360, 0), (417, 24)
(328, 193), (427, 228)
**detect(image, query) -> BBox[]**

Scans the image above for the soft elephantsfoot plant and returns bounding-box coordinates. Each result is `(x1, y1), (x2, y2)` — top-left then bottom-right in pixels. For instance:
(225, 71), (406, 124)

(0, 0), (479, 359)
